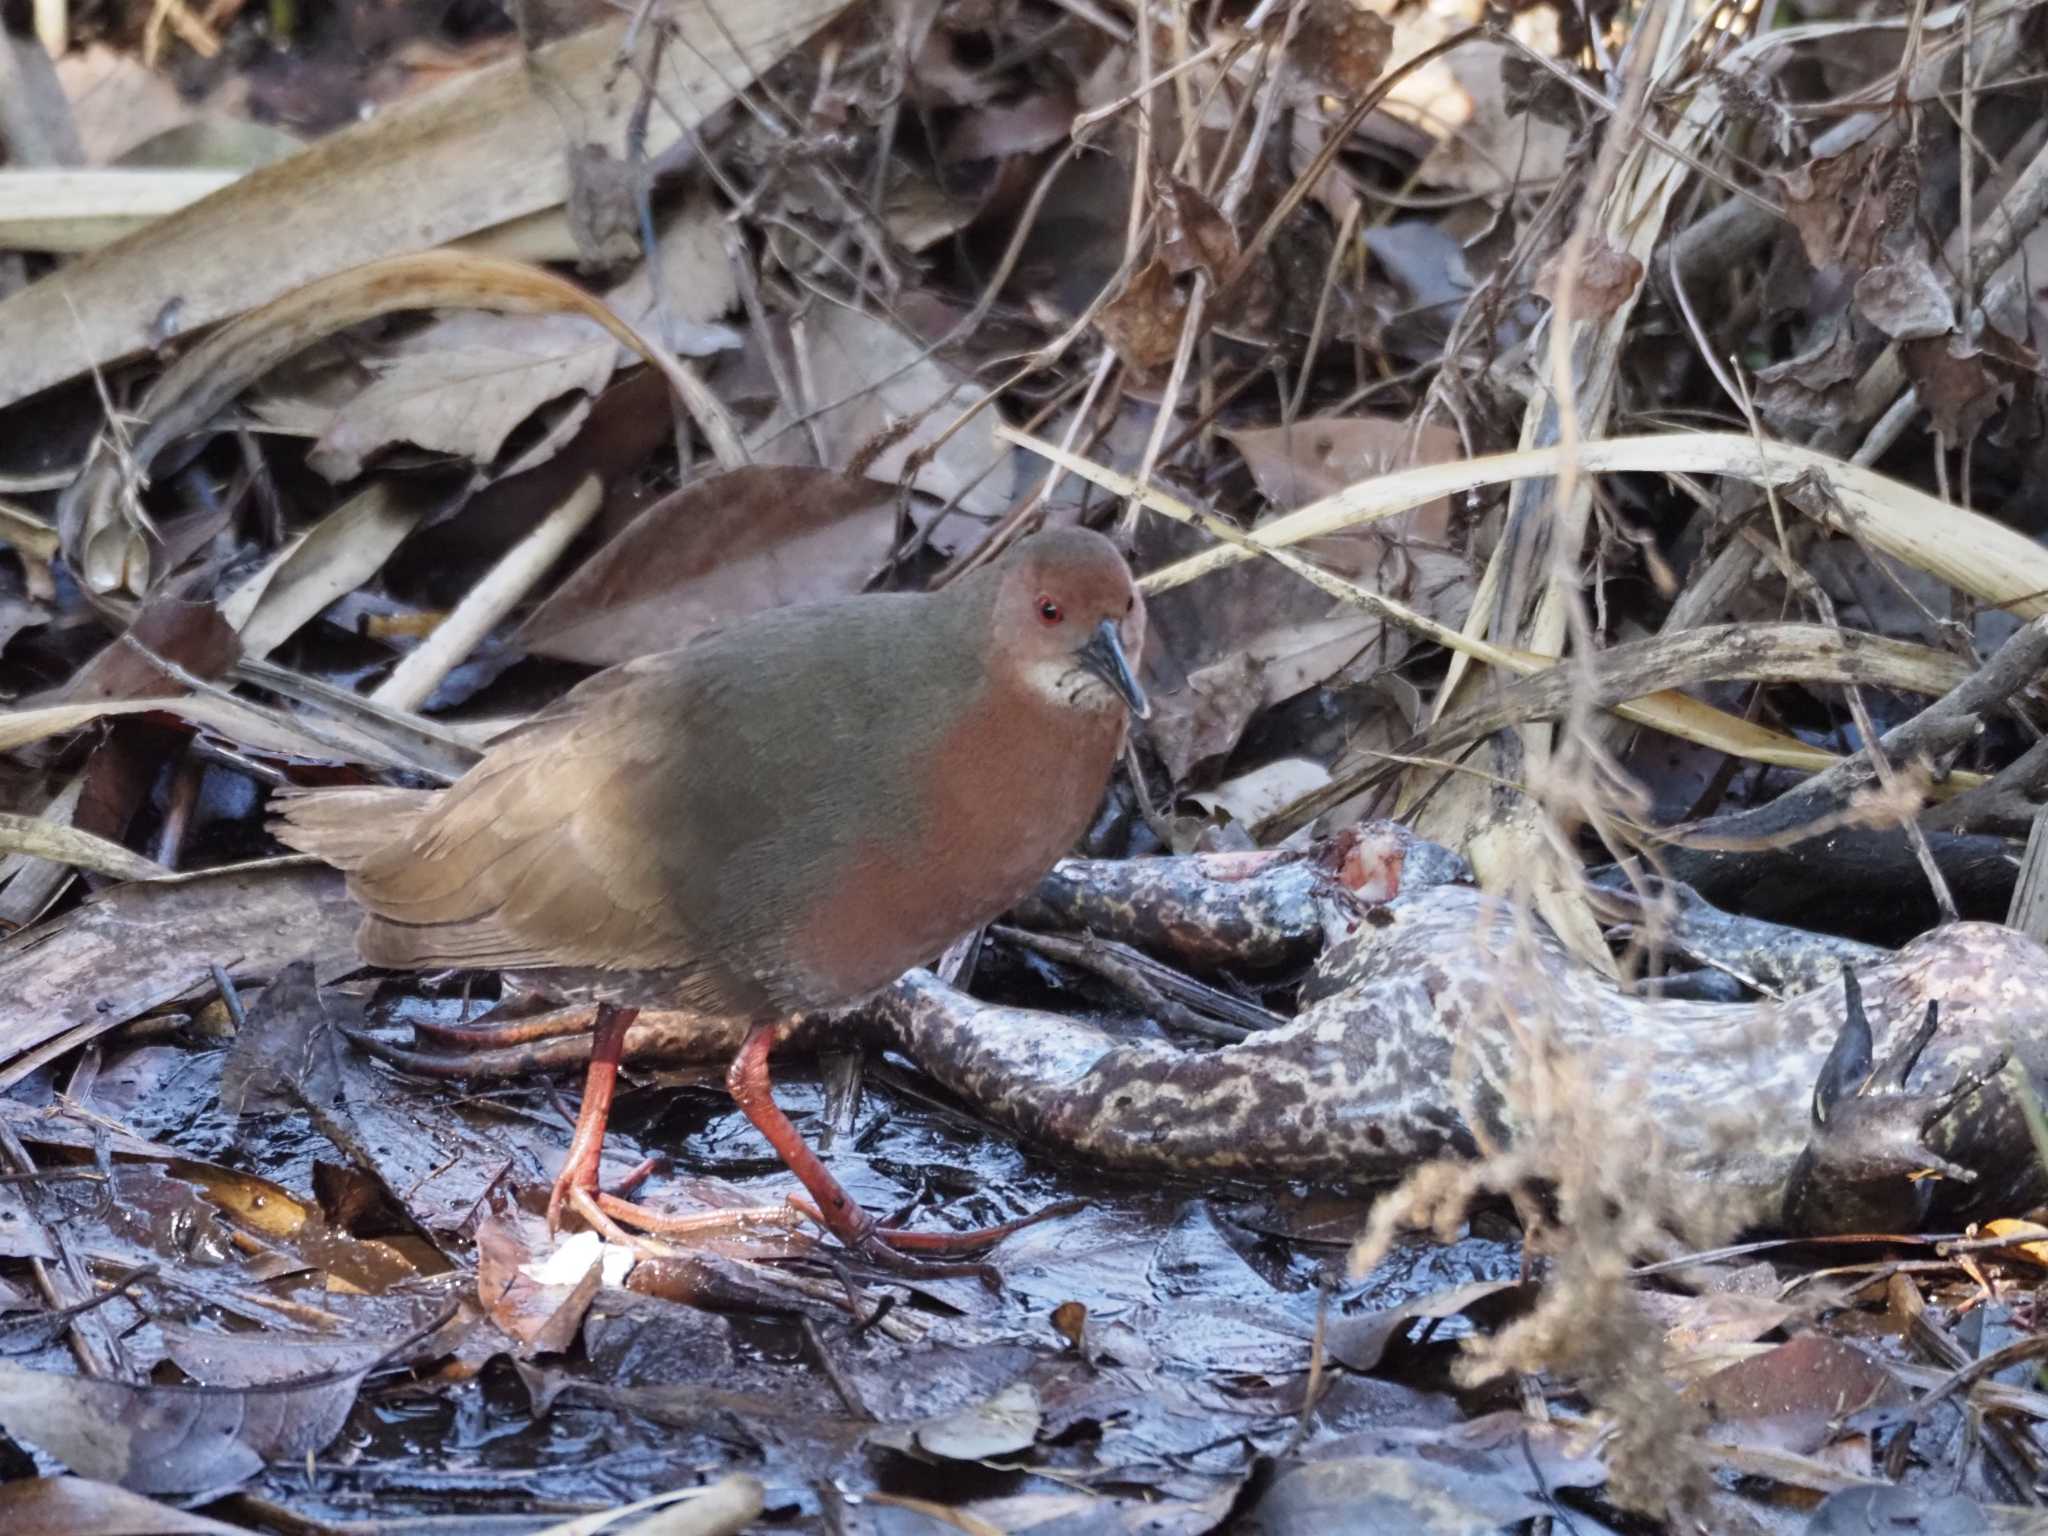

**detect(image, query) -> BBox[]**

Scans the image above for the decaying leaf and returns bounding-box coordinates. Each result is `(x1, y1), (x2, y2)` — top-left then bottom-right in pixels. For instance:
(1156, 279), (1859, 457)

(871, 1380), (1043, 1461)
(1902, 329), (2038, 445)
(1244, 1415), (1605, 1535)
(0, 1357), (368, 1494)
(0, 863), (358, 1088)
(1541, 237), (1644, 324)
(1095, 257), (1189, 374)
(1778, 139), (1896, 273)
(1158, 178), (1238, 283)
(1137, 416), (1469, 780)
(755, 300), (1017, 518)
(308, 311), (617, 482)
(1853, 249), (1954, 341)
(516, 467), (908, 666)
(1686, 1333), (1907, 1456)
(1288, 0), (1394, 97)
(475, 1208), (611, 1356)
(0, 1476), (249, 1535)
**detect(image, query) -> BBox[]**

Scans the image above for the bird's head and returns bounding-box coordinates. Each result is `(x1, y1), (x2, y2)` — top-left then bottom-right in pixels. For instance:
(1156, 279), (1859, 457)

(987, 527), (1148, 719)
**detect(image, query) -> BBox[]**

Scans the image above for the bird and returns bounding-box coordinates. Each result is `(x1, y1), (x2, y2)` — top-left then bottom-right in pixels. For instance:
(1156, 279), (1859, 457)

(272, 526), (1148, 1267)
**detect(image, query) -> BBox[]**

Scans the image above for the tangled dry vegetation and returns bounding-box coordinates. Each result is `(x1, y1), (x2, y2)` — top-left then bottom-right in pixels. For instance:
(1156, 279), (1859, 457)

(8, 0), (2048, 1529)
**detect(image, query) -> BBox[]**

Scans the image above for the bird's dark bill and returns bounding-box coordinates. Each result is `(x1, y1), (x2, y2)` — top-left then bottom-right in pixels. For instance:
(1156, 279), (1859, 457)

(1078, 619), (1150, 719)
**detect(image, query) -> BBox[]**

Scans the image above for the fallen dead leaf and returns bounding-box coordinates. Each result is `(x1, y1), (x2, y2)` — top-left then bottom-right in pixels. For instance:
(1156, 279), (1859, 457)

(1095, 257), (1189, 375)
(754, 300), (1017, 517)
(516, 466), (908, 666)
(0, 1476), (249, 1535)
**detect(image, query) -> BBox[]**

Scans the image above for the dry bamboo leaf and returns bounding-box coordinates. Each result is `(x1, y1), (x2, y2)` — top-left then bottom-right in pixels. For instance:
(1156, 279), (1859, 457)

(221, 483), (426, 659)
(0, 814), (170, 883)
(0, 696), (425, 773)
(0, 168), (237, 251)
(0, 777), (86, 930)
(1263, 623), (1988, 837)
(0, 0), (849, 410)
(311, 197), (740, 484)
(1121, 430), (2048, 621)
(0, 498), (59, 560)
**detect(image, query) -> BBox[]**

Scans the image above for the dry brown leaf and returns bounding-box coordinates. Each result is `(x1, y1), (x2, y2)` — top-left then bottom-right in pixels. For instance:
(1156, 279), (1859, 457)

(518, 467), (907, 666)
(1157, 178), (1238, 284)
(309, 312), (617, 482)
(309, 198), (738, 483)
(1223, 414), (1460, 512)
(1853, 250), (1955, 341)
(0, 1476), (251, 1534)
(756, 301), (1016, 518)
(1288, 0), (1393, 97)
(475, 1210), (610, 1356)
(53, 46), (193, 162)
(1390, 8), (1571, 194)
(59, 249), (741, 594)
(0, 1356), (369, 1495)
(1753, 311), (1861, 438)
(1094, 257), (1188, 374)
(1541, 238), (1644, 324)
(941, 89), (1078, 162)
(1901, 331), (2036, 444)
(221, 484), (426, 659)
(1778, 139), (1895, 273)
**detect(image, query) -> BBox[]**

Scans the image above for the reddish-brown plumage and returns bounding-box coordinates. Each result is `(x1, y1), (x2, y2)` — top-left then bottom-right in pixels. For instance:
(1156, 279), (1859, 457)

(273, 527), (1147, 1262)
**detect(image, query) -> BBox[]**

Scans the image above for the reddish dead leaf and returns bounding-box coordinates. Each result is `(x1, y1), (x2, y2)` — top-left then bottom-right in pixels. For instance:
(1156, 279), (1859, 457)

(1223, 414), (1461, 513)
(1095, 257), (1189, 374)
(1687, 1332), (1906, 1456)
(474, 1208), (610, 1356)
(1778, 141), (1898, 273)
(1288, 0), (1393, 97)
(516, 466), (904, 666)
(1158, 178), (1239, 284)
(1142, 417), (1469, 780)
(1901, 330), (2038, 445)
(1540, 238), (1643, 324)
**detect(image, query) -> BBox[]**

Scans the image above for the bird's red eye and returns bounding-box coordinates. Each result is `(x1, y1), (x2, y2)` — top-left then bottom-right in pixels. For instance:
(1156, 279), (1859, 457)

(1036, 595), (1063, 625)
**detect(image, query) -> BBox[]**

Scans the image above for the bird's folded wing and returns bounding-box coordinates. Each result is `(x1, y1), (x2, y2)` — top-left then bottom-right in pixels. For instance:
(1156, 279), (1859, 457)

(328, 687), (699, 974)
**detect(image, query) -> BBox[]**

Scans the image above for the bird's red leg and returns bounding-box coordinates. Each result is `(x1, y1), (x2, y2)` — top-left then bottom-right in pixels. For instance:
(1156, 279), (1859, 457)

(725, 1019), (1076, 1264)
(545, 1002), (639, 1233)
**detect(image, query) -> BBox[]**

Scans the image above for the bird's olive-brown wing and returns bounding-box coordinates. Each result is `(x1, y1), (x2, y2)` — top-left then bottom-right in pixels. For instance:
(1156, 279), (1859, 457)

(343, 651), (716, 978)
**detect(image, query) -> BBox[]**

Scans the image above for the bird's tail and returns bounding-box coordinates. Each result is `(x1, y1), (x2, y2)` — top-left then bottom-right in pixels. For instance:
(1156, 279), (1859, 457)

(270, 786), (433, 872)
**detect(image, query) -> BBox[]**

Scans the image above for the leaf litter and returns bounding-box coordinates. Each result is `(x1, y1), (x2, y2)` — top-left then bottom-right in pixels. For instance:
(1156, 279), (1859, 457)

(8, 0), (2048, 1530)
